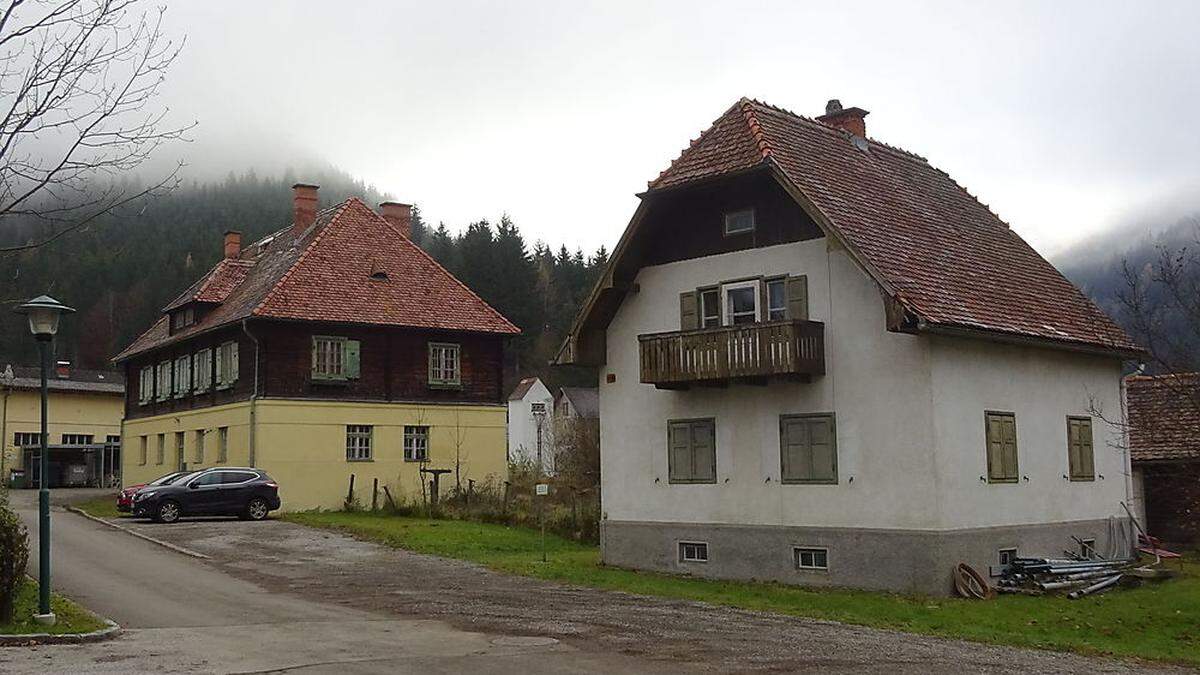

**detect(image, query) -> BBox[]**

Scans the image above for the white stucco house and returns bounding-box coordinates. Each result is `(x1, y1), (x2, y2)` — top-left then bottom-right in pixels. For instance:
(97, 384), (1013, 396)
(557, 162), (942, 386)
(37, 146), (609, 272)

(507, 377), (554, 471)
(555, 98), (1145, 595)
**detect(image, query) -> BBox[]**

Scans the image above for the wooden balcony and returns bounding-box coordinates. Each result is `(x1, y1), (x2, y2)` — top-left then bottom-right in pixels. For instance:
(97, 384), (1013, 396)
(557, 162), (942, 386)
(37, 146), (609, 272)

(638, 320), (825, 389)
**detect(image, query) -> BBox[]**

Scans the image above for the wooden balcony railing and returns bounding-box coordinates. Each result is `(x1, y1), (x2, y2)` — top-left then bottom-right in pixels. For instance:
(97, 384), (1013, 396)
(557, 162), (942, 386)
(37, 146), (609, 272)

(638, 320), (825, 389)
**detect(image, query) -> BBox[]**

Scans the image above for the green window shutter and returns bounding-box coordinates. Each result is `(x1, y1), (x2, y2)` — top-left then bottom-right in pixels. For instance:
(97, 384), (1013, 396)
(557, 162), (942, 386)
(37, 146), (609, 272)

(780, 417), (808, 481)
(808, 416), (837, 482)
(346, 340), (361, 379)
(1067, 419), (1081, 478)
(1002, 417), (1018, 480)
(986, 414), (1005, 481)
(680, 291), (698, 330)
(311, 337), (320, 378)
(230, 342), (239, 383)
(1080, 420), (1094, 478)
(692, 421), (716, 482)
(668, 422), (691, 482)
(786, 275), (808, 320)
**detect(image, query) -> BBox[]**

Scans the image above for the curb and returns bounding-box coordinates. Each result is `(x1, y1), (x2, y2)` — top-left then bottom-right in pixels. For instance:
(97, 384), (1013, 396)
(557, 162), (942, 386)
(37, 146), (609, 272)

(0, 619), (121, 647)
(64, 506), (210, 559)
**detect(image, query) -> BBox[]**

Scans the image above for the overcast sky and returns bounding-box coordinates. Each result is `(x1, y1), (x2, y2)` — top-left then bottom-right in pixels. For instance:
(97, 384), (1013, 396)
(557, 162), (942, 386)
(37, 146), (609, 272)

(154, 0), (1200, 257)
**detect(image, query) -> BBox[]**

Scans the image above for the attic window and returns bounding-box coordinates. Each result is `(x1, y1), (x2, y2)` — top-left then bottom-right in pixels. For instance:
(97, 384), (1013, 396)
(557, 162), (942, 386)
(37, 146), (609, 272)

(169, 306), (195, 332)
(370, 271), (389, 281)
(723, 208), (755, 236)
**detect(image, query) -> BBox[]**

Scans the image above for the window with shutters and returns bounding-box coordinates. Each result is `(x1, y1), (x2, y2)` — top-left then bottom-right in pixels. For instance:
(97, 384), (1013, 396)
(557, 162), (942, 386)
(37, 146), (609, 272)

(173, 355), (191, 398)
(667, 418), (717, 484)
(346, 425), (373, 461)
(404, 425), (429, 461)
(985, 411), (1019, 483)
(428, 343), (461, 387)
(723, 208), (755, 235)
(1066, 416), (1095, 481)
(680, 275), (808, 330)
(139, 366), (154, 404)
(312, 336), (360, 381)
(193, 349), (213, 393)
(779, 414), (838, 484)
(156, 361), (171, 401)
(216, 341), (239, 389)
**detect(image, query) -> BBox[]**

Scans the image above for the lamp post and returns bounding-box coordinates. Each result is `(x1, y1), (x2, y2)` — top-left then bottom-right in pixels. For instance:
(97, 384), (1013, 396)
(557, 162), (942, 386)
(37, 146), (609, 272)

(14, 295), (73, 624)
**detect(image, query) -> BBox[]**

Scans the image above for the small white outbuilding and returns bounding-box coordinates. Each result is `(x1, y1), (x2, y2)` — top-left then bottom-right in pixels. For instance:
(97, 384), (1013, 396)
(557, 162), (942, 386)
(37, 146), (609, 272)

(506, 377), (554, 472)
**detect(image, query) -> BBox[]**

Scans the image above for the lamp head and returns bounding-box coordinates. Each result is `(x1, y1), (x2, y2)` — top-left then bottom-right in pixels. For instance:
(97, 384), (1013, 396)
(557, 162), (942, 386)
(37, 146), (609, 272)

(14, 295), (74, 338)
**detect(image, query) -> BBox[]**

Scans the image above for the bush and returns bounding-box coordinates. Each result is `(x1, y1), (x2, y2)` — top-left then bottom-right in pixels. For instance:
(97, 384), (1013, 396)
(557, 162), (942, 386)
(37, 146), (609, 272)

(0, 502), (29, 623)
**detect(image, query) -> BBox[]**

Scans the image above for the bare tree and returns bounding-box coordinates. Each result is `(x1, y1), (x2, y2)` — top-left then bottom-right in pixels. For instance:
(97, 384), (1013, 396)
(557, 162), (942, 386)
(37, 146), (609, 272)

(1116, 220), (1200, 375)
(0, 0), (190, 252)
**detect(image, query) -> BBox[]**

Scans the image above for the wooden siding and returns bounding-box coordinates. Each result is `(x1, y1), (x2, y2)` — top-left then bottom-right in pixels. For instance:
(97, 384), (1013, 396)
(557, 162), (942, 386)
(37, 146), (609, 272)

(123, 319), (507, 420)
(638, 320), (824, 388)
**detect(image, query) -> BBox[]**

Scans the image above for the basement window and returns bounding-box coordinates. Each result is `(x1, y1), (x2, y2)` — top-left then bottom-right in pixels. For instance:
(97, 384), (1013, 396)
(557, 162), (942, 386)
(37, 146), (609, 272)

(723, 208), (756, 236)
(679, 541), (708, 563)
(1080, 539), (1096, 559)
(998, 548), (1018, 567)
(794, 547), (828, 571)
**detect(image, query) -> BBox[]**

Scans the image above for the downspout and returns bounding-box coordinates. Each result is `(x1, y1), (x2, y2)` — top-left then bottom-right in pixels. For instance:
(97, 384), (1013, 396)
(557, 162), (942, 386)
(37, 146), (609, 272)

(242, 319), (260, 467)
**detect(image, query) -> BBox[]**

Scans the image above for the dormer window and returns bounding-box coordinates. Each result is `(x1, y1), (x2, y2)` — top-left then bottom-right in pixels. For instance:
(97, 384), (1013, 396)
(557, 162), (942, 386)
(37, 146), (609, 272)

(723, 208), (756, 236)
(169, 306), (195, 333)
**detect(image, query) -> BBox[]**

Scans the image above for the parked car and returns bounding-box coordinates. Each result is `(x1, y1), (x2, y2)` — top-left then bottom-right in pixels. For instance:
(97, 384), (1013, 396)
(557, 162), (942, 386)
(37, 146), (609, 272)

(117, 471), (190, 512)
(132, 467), (281, 523)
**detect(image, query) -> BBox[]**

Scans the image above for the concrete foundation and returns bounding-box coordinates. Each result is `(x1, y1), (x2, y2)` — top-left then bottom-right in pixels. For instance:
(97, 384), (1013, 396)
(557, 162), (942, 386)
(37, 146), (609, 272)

(601, 517), (1134, 596)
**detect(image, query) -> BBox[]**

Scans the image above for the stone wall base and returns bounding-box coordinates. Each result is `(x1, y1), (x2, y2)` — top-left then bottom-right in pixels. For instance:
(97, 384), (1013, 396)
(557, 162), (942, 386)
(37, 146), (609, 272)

(601, 517), (1133, 596)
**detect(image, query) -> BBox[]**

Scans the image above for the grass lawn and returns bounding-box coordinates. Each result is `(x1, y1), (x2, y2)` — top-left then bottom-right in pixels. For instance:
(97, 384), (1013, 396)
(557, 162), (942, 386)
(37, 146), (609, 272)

(0, 578), (108, 635)
(73, 495), (126, 520)
(284, 511), (1199, 666)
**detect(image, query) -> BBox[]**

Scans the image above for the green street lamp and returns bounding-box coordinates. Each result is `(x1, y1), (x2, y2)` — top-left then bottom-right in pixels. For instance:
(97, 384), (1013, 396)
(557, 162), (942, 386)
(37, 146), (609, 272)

(14, 295), (73, 624)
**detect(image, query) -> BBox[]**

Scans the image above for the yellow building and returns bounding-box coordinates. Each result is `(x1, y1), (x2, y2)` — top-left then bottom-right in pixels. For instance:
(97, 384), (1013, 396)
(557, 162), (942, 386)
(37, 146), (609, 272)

(115, 186), (519, 511)
(0, 362), (124, 488)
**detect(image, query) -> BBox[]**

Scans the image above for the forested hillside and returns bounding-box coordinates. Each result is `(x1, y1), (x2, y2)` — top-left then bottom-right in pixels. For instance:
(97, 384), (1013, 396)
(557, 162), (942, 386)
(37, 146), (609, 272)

(0, 168), (605, 389)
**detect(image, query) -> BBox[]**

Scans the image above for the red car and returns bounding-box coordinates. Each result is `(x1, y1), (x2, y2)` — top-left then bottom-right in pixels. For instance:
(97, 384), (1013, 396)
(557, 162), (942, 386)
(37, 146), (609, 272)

(117, 471), (189, 512)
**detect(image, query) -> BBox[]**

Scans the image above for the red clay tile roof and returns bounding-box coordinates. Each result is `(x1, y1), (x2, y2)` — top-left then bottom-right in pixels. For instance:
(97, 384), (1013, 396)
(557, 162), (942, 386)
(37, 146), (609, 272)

(115, 198), (518, 362)
(647, 98), (1140, 356)
(1127, 373), (1200, 462)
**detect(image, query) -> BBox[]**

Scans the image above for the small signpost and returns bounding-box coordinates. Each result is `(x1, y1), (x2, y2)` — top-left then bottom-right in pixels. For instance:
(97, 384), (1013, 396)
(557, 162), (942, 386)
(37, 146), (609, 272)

(535, 483), (550, 562)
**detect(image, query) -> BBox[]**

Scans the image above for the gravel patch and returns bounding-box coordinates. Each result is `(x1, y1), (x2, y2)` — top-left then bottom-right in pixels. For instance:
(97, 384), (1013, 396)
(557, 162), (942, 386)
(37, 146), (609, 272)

(115, 517), (1185, 674)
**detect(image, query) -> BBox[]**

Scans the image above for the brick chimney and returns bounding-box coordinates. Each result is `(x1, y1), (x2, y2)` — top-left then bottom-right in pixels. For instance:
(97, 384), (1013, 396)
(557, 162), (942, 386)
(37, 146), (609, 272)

(292, 183), (319, 238)
(379, 202), (412, 238)
(223, 230), (242, 259)
(55, 360), (70, 379)
(816, 99), (869, 138)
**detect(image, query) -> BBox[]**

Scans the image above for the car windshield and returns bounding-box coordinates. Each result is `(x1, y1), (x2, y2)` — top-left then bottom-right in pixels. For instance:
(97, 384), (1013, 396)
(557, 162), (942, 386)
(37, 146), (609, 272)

(150, 472), (187, 486)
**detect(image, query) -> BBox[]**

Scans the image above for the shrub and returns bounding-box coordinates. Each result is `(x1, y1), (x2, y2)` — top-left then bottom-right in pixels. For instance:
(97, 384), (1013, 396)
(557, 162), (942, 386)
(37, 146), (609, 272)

(0, 503), (29, 623)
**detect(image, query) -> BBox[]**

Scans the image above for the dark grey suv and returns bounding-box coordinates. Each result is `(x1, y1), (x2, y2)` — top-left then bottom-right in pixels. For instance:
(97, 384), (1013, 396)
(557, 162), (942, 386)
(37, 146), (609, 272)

(132, 467), (281, 523)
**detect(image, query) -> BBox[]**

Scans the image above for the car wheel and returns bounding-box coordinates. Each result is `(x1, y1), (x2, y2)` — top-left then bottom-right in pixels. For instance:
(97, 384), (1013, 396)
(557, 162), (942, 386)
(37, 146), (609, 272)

(156, 500), (181, 524)
(245, 497), (269, 521)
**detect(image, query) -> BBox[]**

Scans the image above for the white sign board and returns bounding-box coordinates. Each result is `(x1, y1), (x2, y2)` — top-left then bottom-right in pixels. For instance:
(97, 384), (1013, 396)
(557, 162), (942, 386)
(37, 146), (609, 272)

(535, 483), (549, 496)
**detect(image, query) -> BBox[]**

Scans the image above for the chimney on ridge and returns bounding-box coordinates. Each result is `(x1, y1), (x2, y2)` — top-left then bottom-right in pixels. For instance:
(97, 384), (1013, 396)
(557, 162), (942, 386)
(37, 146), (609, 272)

(379, 202), (413, 238)
(816, 99), (869, 138)
(223, 230), (242, 259)
(291, 183), (320, 238)
(55, 360), (70, 379)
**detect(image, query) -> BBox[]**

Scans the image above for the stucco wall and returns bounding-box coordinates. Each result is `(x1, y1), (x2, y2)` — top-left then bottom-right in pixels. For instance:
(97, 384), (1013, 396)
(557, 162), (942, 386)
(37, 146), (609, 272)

(600, 239), (940, 530)
(121, 399), (508, 510)
(2, 389), (123, 475)
(507, 380), (553, 470)
(928, 338), (1130, 531)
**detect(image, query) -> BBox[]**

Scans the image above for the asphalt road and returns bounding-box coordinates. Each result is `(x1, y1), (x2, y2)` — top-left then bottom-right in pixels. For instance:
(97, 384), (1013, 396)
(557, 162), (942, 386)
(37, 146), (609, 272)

(1, 489), (675, 674)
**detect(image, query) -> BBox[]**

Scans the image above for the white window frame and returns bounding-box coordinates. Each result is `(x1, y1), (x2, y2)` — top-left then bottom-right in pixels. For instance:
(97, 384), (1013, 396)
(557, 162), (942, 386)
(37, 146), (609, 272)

(699, 287), (721, 328)
(678, 541), (709, 563)
(404, 425), (429, 462)
(216, 341), (239, 389)
(794, 546), (828, 571)
(428, 343), (461, 387)
(765, 277), (787, 321)
(193, 348), (213, 393)
(1080, 539), (1096, 559)
(723, 208), (756, 236)
(721, 280), (760, 326)
(346, 425), (373, 462)
(998, 547), (1018, 567)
